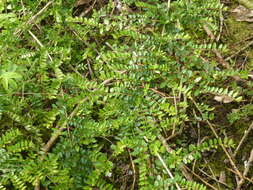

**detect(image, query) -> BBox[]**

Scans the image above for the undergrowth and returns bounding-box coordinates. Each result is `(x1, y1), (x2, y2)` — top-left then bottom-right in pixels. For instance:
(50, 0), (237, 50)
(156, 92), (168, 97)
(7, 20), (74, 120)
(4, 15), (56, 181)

(0, 0), (252, 189)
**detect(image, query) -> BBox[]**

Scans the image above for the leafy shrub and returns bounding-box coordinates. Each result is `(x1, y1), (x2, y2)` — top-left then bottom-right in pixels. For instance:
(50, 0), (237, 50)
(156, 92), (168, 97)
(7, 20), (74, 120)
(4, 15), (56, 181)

(0, 0), (251, 189)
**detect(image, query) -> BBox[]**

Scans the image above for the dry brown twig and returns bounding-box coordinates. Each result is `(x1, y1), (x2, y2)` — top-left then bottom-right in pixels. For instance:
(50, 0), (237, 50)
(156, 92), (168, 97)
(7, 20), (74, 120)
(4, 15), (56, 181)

(234, 122), (253, 157)
(198, 168), (231, 189)
(79, 0), (97, 17)
(149, 87), (175, 99)
(203, 25), (246, 82)
(190, 98), (244, 181)
(172, 89), (178, 135)
(158, 135), (193, 181)
(28, 30), (53, 62)
(227, 167), (253, 184)
(143, 136), (182, 190)
(15, 1), (54, 35)
(74, 0), (93, 7)
(184, 166), (218, 190)
(225, 40), (253, 61)
(203, 25), (230, 69)
(167, 0), (171, 9)
(34, 79), (113, 190)
(165, 127), (183, 141)
(34, 97), (88, 190)
(127, 148), (136, 190)
(236, 149), (253, 189)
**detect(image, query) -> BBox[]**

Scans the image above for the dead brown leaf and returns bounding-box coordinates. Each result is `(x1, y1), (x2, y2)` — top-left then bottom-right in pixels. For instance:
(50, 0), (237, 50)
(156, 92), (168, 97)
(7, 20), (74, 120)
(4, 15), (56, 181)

(231, 5), (253, 22)
(214, 95), (234, 104)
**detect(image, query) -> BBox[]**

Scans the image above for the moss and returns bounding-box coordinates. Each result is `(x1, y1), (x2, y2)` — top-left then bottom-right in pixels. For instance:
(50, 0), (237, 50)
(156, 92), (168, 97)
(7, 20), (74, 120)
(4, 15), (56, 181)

(247, 49), (253, 69)
(224, 13), (253, 67)
(225, 18), (253, 45)
(200, 152), (235, 189)
(238, 0), (253, 10)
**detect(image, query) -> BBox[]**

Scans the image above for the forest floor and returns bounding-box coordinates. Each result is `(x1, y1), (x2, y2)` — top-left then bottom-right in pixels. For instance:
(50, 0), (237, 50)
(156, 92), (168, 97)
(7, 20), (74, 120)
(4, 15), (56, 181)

(54, 0), (253, 189)
(195, 1), (253, 189)
(1, 0), (253, 189)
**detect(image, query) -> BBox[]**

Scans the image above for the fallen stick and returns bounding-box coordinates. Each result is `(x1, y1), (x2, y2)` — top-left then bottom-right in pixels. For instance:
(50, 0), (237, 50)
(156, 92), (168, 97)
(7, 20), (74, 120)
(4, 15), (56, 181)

(203, 25), (245, 82)
(15, 1), (53, 35)
(236, 149), (253, 190)
(226, 40), (253, 61)
(234, 122), (253, 157)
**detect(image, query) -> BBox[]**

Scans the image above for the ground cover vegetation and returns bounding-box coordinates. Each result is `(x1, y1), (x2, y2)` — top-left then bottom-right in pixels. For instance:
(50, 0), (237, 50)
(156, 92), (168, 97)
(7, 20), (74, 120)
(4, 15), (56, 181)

(0, 0), (252, 189)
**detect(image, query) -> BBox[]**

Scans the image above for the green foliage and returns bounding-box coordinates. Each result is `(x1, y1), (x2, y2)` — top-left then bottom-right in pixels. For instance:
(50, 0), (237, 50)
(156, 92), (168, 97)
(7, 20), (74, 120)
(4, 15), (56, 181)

(179, 177), (207, 190)
(228, 104), (253, 124)
(0, 0), (252, 189)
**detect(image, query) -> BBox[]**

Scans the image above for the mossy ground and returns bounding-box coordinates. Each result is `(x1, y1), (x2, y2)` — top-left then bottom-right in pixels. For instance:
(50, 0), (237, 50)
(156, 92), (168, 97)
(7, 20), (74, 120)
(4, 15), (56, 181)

(204, 1), (253, 188)
(224, 3), (253, 69)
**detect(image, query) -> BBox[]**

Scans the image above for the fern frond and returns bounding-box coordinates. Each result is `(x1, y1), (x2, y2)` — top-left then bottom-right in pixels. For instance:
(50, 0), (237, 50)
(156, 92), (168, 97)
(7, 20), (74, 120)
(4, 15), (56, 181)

(0, 129), (22, 147)
(180, 178), (207, 190)
(182, 138), (234, 164)
(5, 111), (23, 123)
(7, 140), (34, 153)
(201, 86), (242, 102)
(0, 184), (6, 190)
(11, 174), (27, 190)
